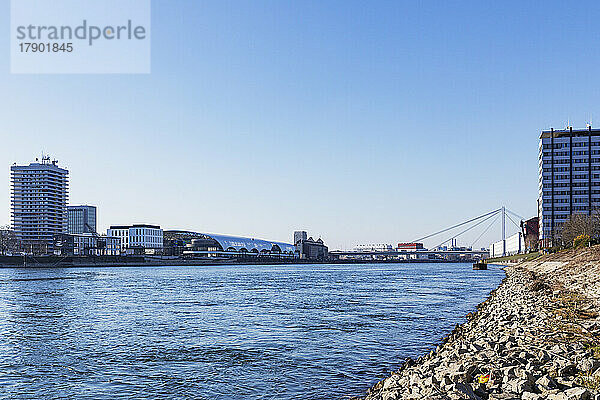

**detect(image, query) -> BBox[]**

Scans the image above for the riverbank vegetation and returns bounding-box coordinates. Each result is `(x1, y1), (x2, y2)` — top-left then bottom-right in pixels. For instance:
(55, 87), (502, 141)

(486, 251), (540, 264)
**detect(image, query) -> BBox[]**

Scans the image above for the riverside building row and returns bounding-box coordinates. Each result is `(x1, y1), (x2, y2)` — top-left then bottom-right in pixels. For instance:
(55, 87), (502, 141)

(8, 157), (152, 256)
(7, 157), (327, 259)
(538, 126), (600, 246)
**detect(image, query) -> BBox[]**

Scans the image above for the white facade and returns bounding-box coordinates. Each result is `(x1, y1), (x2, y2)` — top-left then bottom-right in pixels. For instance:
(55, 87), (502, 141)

(405, 252), (431, 260)
(107, 224), (163, 253)
(490, 232), (524, 257)
(490, 240), (504, 258)
(353, 243), (393, 252)
(539, 127), (600, 245)
(506, 232), (525, 255)
(11, 158), (69, 253)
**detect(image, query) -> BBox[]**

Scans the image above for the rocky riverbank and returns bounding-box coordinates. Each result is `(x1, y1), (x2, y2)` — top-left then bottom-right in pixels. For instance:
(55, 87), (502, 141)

(362, 247), (600, 400)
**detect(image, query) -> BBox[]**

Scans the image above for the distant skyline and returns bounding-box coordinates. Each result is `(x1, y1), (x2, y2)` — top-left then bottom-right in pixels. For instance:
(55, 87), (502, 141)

(2, 1), (600, 249)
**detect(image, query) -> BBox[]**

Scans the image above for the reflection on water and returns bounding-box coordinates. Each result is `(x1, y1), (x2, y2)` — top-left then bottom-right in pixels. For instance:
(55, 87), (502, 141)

(0, 263), (504, 400)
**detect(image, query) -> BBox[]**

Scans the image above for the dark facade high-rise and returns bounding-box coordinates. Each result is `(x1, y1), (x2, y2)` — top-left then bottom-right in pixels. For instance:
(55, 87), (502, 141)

(539, 126), (600, 245)
(68, 205), (97, 234)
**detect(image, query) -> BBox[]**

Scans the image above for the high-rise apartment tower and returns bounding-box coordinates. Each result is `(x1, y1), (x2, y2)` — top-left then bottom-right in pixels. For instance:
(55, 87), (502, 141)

(11, 157), (69, 253)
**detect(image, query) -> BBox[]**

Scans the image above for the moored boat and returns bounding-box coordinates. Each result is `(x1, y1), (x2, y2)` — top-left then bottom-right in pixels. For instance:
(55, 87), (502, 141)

(473, 262), (487, 270)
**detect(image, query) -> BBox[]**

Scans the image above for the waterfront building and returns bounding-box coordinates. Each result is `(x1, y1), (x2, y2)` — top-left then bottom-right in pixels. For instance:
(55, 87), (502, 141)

(53, 233), (121, 256)
(522, 217), (539, 252)
(294, 231), (308, 245)
(397, 242), (425, 251)
(107, 224), (164, 254)
(11, 157), (68, 254)
(68, 205), (97, 234)
(353, 243), (393, 252)
(96, 235), (121, 256)
(490, 232), (524, 258)
(538, 126), (600, 246)
(166, 230), (297, 258)
(295, 235), (328, 260)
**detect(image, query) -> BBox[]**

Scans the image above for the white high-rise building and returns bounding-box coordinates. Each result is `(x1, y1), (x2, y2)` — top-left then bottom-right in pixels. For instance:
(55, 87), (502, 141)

(11, 157), (69, 254)
(538, 126), (600, 246)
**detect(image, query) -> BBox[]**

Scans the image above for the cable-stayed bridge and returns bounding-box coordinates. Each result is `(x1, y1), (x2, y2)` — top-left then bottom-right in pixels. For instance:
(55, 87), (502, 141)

(329, 207), (526, 261)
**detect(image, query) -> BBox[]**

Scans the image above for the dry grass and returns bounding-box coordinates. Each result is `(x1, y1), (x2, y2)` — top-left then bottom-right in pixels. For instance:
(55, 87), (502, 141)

(552, 292), (598, 321)
(487, 252), (541, 264)
(546, 289), (600, 345)
(575, 372), (600, 390)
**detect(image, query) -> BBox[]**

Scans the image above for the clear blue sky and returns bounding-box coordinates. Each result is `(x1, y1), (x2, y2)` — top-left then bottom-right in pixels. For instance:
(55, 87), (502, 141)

(1, 0), (599, 249)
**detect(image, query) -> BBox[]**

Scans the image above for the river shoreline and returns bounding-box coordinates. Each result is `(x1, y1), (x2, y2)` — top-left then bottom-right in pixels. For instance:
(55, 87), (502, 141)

(0, 255), (471, 268)
(361, 248), (600, 400)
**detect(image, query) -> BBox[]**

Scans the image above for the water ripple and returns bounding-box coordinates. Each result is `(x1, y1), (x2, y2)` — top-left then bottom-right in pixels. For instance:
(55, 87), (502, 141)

(0, 263), (504, 400)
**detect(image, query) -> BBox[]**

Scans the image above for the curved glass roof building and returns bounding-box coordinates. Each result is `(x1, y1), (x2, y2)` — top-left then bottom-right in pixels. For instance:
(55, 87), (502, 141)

(205, 233), (295, 254)
(164, 230), (296, 255)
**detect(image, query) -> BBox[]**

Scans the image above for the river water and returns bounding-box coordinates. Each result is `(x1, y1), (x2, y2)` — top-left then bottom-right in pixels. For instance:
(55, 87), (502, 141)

(0, 263), (504, 400)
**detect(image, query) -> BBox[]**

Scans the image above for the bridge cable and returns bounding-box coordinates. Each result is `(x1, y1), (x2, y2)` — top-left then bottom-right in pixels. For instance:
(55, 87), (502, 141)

(411, 208), (501, 243)
(504, 212), (521, 230)
(471, 213), (500, 248)
(505, 208), (525, 221)
(432, 212), (500, 250)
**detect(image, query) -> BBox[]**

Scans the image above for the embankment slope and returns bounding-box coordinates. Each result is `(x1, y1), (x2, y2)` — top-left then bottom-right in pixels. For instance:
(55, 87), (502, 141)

(362, 247), (600, 400)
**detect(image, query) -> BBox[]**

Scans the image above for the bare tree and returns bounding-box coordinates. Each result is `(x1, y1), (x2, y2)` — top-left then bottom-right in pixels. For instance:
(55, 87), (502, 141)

(0, 225), (18, 255)
(559, 213), (600, 246)
(525, 235), (539, 252)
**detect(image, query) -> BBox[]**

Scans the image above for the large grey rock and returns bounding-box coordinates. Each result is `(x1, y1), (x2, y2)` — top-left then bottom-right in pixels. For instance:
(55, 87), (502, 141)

(450, 383), (482, 400)
(521, 393), (541, 400)
(509, 379), (534, 393)
(516, 368), (535, 384)
(579, 358), (600, 373)
(558, 364), (578, 377)
(536, 374), (557, 390)
(489, 394), (520, 400)
(380, 392), (399, 400)
(563, 387), (591, 400)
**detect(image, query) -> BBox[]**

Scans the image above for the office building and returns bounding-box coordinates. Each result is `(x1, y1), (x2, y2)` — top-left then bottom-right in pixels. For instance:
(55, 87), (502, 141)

(53, 233), (121, 256)
(68, 205), (97, 234)
(11, 157), (69, 254)
(294, 231), (307, 245)
(538, 126), (600, 246)
(107, 224), (164, 254)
